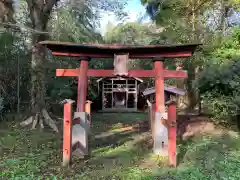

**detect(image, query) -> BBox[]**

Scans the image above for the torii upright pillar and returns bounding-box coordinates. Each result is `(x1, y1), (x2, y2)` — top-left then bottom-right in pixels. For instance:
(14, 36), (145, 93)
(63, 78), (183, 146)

(72, 58), (89, 157)
(154, 59), (167, 155)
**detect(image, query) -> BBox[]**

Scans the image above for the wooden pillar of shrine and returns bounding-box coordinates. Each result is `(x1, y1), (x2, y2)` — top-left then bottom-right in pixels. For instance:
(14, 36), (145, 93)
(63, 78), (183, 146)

(167, 101), (177, 167)
(77, 58), (89, 112)
(85, 100), (92, 125)
(62, 100), (74, 167)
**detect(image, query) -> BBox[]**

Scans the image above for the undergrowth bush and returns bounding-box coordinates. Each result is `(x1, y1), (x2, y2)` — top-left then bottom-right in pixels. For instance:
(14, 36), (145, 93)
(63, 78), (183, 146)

(196, 28), (240, 125)
(197, 58), (240, 124)
(196, 29), (240, 125)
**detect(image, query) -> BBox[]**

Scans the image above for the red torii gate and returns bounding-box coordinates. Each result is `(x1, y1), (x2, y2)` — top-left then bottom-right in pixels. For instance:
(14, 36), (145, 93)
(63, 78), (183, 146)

(40, 41), (200, 167)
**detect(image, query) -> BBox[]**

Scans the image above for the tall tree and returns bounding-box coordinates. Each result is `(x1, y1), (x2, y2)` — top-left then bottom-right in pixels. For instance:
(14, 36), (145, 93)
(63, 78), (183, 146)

(19, 0), (60, 131)
(104, 22), (155, 45)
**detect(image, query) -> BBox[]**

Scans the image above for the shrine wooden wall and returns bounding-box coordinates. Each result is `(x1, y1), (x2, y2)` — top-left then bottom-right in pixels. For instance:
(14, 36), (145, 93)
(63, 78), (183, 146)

(96, 77), (143, 112)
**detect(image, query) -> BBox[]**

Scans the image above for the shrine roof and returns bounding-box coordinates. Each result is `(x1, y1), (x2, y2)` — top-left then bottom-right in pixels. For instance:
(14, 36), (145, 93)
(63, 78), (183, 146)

(96, 77), (143, 83)
(142, 84), (186, 96)
(40, 41), (202, 59)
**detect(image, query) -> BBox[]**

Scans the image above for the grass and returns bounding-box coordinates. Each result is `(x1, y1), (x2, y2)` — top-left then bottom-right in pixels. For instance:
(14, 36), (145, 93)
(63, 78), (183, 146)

(0, 112), (240, 180)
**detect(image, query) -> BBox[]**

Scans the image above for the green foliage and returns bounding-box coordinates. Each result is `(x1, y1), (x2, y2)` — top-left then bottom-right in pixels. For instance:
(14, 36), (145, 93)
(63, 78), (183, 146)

(50, 5), (102, 43)
(0, 30), (29, 115)
(196, 28), (240, 122)
(104, 22), (154, 45)
(204, 28), (240, 64)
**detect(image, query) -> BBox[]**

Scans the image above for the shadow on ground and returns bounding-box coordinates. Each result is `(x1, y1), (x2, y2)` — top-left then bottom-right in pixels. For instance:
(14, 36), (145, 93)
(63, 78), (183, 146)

(91, 112), (148, 133)
(91, 130), (137, 149)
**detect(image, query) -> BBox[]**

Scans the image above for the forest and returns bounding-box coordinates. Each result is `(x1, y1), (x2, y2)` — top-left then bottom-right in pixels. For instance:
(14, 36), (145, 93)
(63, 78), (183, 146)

(0, 0), (240, 179)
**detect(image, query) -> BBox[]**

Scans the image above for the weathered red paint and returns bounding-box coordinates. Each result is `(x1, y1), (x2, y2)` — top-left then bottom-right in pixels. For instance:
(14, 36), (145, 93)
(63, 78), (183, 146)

(153, 60), (167, 155)
(85, 100), (92, 125)
(77, 60), (88, 112)
(62, 102), (73, 166)
(56, 69), (187, 78)
(56, 69), (155, 77)
(154, 61), (165, 113)
(164, 70), (187, 79)
(168, 103), (177, 167)
(52, 51), (193, 59)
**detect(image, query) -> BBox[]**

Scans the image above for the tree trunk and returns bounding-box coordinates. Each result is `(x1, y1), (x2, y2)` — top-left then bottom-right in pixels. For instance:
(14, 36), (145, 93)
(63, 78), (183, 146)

(0, 0), (14, 23)
(217, 0), (228, 38)
(195, 66), (202, 114)
(185, 2), (197, 112)
(31, 31), (46, 116)
(20, 0), (59, 132)
(175, 62), (187, 110)
(186, 60), (198, 111)
(185, 1), (202, 112)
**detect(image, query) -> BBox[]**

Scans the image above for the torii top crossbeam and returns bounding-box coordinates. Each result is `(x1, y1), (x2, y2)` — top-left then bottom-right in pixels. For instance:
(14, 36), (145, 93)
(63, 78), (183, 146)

(40, 41), (200, 59)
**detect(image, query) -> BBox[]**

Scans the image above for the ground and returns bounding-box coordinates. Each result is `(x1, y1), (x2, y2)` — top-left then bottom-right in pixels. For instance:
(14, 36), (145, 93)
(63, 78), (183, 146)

(0, 113), (240, 180)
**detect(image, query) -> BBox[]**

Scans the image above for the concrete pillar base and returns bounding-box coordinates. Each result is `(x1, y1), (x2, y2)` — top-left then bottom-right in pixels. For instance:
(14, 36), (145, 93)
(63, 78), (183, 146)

(72, 112), (88, 155)
(153, 112), (168, 156)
